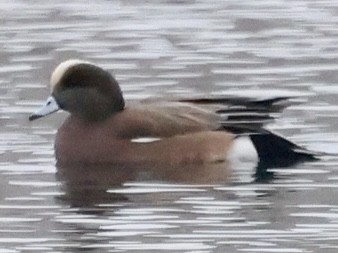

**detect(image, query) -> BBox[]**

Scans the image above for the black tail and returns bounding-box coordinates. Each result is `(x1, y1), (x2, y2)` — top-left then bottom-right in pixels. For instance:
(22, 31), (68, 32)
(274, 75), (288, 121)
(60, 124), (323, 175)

(249, 131), (318, 168)
(222, 124), (319, 180)
(246, 130), (319, 181)
(222, 124), (318, 166)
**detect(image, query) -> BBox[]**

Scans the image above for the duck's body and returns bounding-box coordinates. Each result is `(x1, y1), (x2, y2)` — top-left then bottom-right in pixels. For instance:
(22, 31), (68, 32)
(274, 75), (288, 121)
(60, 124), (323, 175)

(30, 59), (316, 173)
(55, 105), (234, 165)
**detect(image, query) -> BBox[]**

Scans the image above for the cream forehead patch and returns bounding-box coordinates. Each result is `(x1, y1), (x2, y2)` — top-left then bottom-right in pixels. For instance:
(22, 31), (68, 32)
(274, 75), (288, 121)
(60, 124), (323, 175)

(50, 59), (91, 90)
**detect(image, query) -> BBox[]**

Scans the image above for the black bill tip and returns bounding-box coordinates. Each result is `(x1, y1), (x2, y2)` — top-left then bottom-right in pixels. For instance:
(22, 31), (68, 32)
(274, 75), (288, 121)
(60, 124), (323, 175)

(29, 114), (42, 121)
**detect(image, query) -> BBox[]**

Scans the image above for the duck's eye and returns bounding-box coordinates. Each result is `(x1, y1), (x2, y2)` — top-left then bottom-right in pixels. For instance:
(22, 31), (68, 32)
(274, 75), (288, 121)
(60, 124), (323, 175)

(47, 101), (52, 106)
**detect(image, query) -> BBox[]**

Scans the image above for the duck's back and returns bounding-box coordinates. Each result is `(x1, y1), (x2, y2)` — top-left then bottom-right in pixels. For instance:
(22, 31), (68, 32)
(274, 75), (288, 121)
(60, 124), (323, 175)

(111, 101), (223, 138)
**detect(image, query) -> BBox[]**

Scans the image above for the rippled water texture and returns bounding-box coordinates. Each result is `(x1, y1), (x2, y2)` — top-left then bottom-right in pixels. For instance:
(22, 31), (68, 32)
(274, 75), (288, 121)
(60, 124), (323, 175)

(1, 0), (338, 252)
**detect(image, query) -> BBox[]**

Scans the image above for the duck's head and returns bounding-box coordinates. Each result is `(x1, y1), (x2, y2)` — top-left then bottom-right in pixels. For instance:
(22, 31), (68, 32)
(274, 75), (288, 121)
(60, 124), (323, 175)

(29, 59), (125, 122)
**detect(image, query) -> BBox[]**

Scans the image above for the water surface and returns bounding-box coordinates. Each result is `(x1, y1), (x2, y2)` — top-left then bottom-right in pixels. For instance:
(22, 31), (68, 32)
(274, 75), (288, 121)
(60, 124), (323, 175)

(1, 0), (338, 252)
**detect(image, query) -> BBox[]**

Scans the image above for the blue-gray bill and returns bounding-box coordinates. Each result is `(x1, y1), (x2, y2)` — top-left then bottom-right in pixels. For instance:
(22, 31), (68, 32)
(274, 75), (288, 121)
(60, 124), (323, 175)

(29, 96), (59, 121)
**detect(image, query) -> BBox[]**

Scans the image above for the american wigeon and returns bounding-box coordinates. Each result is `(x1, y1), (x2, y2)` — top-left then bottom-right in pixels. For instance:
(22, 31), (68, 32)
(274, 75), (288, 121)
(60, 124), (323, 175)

(29, 59), (317, 171)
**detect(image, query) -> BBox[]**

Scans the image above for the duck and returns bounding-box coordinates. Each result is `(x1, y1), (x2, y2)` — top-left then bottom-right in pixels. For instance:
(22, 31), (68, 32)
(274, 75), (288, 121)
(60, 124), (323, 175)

(29, 59), (317, 173)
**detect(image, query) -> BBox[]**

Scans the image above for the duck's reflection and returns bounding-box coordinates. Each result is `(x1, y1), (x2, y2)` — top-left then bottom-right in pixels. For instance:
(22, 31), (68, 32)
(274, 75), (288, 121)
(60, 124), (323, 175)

(56, 150), (319, 208)
(56, 161), (232, 208)
(53, 159), (315, 253)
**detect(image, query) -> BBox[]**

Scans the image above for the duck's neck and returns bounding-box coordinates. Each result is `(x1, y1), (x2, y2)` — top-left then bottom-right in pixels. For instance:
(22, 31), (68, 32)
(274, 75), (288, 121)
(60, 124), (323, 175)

(75, 106), (124, 123)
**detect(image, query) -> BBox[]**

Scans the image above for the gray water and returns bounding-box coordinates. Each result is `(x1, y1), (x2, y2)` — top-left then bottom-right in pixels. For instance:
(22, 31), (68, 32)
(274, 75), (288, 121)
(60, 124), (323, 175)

(1, 0), (338, 252)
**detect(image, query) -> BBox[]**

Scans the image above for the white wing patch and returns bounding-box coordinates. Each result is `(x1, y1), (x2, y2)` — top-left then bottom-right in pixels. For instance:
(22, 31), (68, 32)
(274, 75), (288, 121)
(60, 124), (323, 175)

(131, 137), (162, 143)
(50, 59), (91, 90)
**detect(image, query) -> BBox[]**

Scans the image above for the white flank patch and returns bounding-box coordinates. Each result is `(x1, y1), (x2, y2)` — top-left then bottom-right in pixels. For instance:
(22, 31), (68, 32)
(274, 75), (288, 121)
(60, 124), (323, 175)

(227, 136), (259, 182)
(228, 136), (259, 163)
(50, 59), (91, 90)
(130, 137), (162, 143)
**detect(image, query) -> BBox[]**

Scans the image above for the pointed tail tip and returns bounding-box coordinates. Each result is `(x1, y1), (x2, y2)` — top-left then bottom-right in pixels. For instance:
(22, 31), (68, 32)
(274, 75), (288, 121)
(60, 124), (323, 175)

(248, 132), (320, 168)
